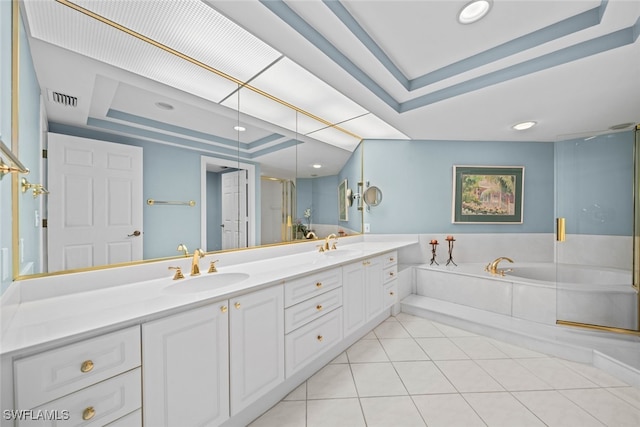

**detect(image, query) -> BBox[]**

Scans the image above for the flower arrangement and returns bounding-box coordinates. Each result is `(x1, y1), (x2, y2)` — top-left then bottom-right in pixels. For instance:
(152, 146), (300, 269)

(303, 208), (312, 229)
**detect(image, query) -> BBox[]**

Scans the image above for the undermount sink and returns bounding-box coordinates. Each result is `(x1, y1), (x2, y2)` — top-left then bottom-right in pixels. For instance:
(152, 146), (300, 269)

(322, 249), (360, 258)
(163, 272), (250, 294)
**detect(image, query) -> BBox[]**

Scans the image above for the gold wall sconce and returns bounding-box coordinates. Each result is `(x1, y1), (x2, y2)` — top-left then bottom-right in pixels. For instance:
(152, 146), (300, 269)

(21, 177), (49, 198)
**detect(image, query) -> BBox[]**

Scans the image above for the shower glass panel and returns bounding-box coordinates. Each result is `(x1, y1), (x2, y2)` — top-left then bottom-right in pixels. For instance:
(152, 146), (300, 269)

(555, 131), (638, 331)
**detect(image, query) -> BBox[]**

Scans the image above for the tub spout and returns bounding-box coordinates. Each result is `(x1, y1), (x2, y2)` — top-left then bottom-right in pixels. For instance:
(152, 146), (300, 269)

(485, 257), (514, 276)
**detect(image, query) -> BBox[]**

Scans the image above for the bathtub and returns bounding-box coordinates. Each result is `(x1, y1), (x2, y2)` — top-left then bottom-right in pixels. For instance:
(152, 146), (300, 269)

(415, 262), (637, 329)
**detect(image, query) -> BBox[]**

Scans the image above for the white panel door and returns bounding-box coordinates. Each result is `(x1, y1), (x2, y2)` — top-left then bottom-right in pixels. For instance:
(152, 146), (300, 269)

(47, 133), (143, 271)
(142, 303), (230, 427)
(221, 170), (248, 250)
(229, 285), (284, 415)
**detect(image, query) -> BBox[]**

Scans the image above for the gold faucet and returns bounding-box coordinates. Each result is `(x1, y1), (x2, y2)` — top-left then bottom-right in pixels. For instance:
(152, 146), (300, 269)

(306, 231), (318, 239)
(191, 249), (205, 276)
(485, 257), (514, 276)
(324, 233), (338, 251)
(168, 266), (184, 280)
(177, 243), (189, 257)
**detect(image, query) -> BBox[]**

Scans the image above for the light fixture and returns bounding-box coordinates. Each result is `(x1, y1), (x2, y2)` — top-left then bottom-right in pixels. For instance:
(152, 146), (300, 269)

(312, 164), (322, 169)
(234, 125), (246, 132)
(458, 0), (492, 24)
(512, 121), (537, 131)
(154, 101), (174, 110)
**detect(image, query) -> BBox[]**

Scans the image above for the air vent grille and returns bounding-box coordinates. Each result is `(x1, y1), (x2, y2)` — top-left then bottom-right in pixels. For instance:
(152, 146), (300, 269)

(48, 90), (78, 107)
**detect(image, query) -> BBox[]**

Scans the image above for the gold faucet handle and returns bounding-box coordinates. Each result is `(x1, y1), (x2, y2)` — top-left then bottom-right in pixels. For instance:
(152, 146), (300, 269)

(168, 266), (184, 280)
(317, 245), (325, 253)
(331, 240), (338, 250)
(208, 260), (219, 273)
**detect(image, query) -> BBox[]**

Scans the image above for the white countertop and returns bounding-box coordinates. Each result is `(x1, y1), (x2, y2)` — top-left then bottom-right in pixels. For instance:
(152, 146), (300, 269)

(1, 240), (416, 357)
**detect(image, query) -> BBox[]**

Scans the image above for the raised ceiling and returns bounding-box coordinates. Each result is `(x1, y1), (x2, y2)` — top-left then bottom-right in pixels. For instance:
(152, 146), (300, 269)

(22, 0), (640, 169)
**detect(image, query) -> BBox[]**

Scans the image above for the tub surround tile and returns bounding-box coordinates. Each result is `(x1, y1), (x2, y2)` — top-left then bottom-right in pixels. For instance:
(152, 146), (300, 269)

(411, 394), (486, 427)
(360, 396), (426, 427)
(512, 390), (605, 427)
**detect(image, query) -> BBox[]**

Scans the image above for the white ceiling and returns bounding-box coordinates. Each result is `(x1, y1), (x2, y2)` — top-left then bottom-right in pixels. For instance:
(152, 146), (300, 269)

(21, 0), (640, 180)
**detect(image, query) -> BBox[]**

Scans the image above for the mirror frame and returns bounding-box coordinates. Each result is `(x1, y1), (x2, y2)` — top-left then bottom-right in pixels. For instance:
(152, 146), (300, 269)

(11, 0), (364, 281)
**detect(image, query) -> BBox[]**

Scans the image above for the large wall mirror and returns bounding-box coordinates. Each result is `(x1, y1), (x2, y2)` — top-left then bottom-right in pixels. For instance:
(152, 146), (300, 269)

(12, 0), (363, 280)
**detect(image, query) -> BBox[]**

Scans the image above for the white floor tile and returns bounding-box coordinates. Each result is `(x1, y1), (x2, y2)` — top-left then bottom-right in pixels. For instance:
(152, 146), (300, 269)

(373, 321), (411, 338)
(512, 390), (605, 427)
(351, 362), (408, 397)
(398, 319), (445, 338)
(283, 382), (306, 401)
(330, 352), (349, 364)
(306, 398), (366, 427)
(487, 338), (548, 358)
(360, 331), (377, 339)
(360, 396), (426, 427)
(249, 401), (306, 427)
(557, 358), (630, 387)
(306, 364), (357, 399)
(432, 322), (476, 337)
(379, 338), (429, 361)
(517, 358), (599, 389)
(607, 386), (640, 410)
(393, 313), (425, 322)
(450, 336), (509, 359)
(463, 392), (546, 427)
(436, 360), (504, 392)
(412, 394), (486, 427)
(415, 337), (469, 360)
(346, 339), (389, 363)
(476, 359), (553, 391)
(561, 388), (640, 426)
(393, 361), (457, 394)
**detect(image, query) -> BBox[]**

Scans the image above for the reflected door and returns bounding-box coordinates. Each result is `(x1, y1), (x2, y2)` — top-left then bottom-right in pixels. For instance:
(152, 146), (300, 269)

(47, 133), (143, 271)
(221, 170), (247, 250)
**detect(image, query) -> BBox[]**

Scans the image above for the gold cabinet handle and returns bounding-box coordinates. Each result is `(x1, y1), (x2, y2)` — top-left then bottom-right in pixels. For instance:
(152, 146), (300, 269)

(220, 305), (228, 313)
(234, 302), (241, 309)
(80, 360), (94, 373)
(317, 335), (323, 342)
(316, 304), (323, 311)
(82, 407), (96, 421)
(316, 282), (322, 288)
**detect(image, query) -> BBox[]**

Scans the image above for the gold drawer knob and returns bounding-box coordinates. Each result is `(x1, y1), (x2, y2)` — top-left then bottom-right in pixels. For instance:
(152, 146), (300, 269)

(389, 257), (395, 262)
(389, 272), (395, 276)
(220, 305), (228, 313)
(316, 304), (323, 311)
(317, 335), (323, 342)
(390, 291), (395, 296)
(234, 302), (241, 309)
(82, 406), (96, 420)
(316, 282), (322, 288)
(80, 360), (94, 373)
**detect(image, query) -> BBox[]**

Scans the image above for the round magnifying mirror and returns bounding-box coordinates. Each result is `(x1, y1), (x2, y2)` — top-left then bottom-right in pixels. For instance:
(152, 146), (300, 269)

(363, 186), (383, 207)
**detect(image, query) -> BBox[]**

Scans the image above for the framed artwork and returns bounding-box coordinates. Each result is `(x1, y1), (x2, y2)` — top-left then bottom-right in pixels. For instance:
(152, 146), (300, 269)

(452, 166), (524, 224)
(338, 179), (348, 221)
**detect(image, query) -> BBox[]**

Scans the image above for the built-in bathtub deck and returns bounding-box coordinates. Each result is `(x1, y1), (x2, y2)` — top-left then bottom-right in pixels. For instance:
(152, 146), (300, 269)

(401, 294), (640, 389)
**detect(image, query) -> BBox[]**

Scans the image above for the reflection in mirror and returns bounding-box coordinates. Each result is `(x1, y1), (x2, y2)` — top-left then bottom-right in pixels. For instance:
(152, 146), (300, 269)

(13, 3), (363, 280)
(363, 186), (383, 208)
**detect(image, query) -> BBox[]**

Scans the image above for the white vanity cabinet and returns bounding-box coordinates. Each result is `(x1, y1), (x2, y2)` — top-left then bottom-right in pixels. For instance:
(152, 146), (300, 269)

(343, 251), (397, 336)
(13, 326), (142, 427)
(229, 285), (285, 415)
(142, 302), (230, 427)
(284, 270), (343, 377)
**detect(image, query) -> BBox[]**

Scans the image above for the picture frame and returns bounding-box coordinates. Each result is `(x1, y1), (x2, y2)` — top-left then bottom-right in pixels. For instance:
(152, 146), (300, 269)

(338, 179), (348, 221)
(452, 166), (524, 224)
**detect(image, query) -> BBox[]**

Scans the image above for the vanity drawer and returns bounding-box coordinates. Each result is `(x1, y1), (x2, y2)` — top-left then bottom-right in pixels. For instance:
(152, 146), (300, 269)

(19, 368), (141, 427)
(383, 265), (398, 284)
(14, 326), (141, 410)
(284, 269), (342, 307)
(382, 251), (397, 269)
(285, 308), (343, 377)
(384, 281), (398, 309)
(285, 288), (342, 333)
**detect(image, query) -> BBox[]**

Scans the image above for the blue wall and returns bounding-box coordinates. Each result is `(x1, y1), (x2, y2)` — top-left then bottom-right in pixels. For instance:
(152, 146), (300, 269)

(362, 139), (555, 234)
(297, 175), (338, 228)
(556, 131), (634, 235)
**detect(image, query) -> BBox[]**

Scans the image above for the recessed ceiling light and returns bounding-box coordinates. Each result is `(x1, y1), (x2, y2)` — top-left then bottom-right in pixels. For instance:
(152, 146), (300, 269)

(312, 164), (322, 169)
(512, 121), (537, 131)
(234, 125), (246, 132)
(155, 101), (174, 110)
(458, 0), (492, 24)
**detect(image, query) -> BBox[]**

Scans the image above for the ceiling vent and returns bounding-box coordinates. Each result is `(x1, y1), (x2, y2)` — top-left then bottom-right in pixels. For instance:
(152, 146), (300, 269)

(47, 89), (78, 107)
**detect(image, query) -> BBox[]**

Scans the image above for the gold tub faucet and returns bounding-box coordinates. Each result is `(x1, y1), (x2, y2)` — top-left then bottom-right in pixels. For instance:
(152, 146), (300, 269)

(485, 257), (514, 276)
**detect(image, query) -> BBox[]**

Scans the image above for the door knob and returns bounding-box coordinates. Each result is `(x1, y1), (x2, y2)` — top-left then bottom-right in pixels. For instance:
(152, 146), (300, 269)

(128, 230), (141, 237)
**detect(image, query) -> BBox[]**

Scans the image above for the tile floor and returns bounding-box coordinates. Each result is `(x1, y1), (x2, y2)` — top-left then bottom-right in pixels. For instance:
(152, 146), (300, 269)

(249, 313), (640, 427)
